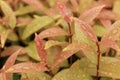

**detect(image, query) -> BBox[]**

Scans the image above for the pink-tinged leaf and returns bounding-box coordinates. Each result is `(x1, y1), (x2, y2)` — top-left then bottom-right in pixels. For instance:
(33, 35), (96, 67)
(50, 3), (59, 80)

(102, 20), (120, 41)
(21, 0), (45, 11)
(100, 19), (112, 29)
(79, 5), (105, 24)
(74, 18), (98, 42)
(100, 39), (120, 52)
(1, 46), (26, 57)
(0, 73), (7, 80)
(2, 49), (21, 71)
(92, 0), (112, 8)
(39, 27), (68, 39)
(98, 10), (120, 20)
(17, 18), (33, 27)
(35, 34), (47, 62)
(69, 0), (78, 12)
(6, 62), (47, 73)
(21, 0), (54, 17)
(51, 42), (96, 69)
(56, 1), (72, 22)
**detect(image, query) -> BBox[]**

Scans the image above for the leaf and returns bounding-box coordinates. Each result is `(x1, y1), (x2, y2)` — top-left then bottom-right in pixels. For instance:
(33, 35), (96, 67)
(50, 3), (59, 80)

(73, 21), (97, 51)
(2, 49), (21, 71)
(7, 30), (18, 41)
(39, 27), (68, 39)
(46, 46), (62, 67)
(22, 16), (54, 39)
(21, 0), (46, 11)
(0, 1), (16, 29)
(45, 40), (68, 49)
(93, 24), (106, 37)
(69, 0), (79, 12)
(6, 62), (47, 73)
(72, 57), (120, 78)
(0, 73), (7, 80)
(98, 10), (120, 20)
(99, 19), (112, 29)
(78, 0), (95, 14)
(79, 5), (105, 24)
(35, 34), (47, 62)
(52, 68), (92, 80)
(1, 46), (26, 57)
(52, 42), (97, 69)
(21, 72), (51, 80)
(15, 6), (37, 16)
(56, 1), (72, 22)
(47, 0), (56, 7)
(100, 39), (120, 52)
(74, 18), (98, 42)
(113, 0), (120, 15)
(0, 30), (10, 48)
(17, 18), (33, 27)
(102, 20), (120, 41)
(25, 42), (40, 61)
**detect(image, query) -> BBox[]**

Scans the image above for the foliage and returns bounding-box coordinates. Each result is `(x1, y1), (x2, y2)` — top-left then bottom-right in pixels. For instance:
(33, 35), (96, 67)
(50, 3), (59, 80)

(0, 0), (120, 80)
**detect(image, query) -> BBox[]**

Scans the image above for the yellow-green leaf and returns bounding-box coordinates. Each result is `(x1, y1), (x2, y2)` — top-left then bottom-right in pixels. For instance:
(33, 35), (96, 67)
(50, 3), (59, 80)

(113, 0), (120, 15)
(22, 16), (54, 39)
(0, 0), (16, 29)
(25, 42), (40, 61)
(0, 30), (10, 48)
(93, 24), (106, 37)
(15, 6), (37, 16)
(21, 72), (51, 80)
(45, 40), (68, 49)
(52, 68), (92, 80)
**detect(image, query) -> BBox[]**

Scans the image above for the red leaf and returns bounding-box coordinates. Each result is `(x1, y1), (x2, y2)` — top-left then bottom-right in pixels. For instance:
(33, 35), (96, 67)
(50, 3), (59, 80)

(35, 33), (47, 62)
(56, 1), (72, 22)
(79, 5), (105, 24)
(100, 39), (120, 52)
(39, 27), (68, 39)
(100, 19), (112, 29)
(1, 46), (26, 57)
(51, 42), (95, 69)
(2, 49), (21, 71)
(6, 62), (47, 73)
(74, 18), (98, 42)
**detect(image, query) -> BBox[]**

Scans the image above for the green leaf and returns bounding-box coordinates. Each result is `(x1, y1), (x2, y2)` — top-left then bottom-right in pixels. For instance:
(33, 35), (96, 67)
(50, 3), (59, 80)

(25, 42), (40, 61)
(48, 0), (56, 7)
(78, 0), (95, 14)
(0, 0), (16, 29)
(113, 0), (120, 15)
(72, 57), (120, 78)
(93, 24), (106, 37)
(21, 72), (51, 80)
(45, 40), (68, 49)
(73, 22), (97, 51)
(15, 6), (37, 16)
(8, 30), (18, 41)
(0, 30), (10, 48)
(52, 68), (92, 80)
(22, 16), (54, 39)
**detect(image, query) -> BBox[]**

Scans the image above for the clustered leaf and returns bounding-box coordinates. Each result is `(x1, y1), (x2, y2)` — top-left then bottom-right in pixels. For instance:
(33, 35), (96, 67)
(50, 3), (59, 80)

(0, 0), (120, 80)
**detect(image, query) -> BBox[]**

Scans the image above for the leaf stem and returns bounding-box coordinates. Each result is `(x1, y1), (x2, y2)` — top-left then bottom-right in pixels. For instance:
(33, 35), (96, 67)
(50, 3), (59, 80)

(96, 42), (100, 80)
(67, 22), (73, 66)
